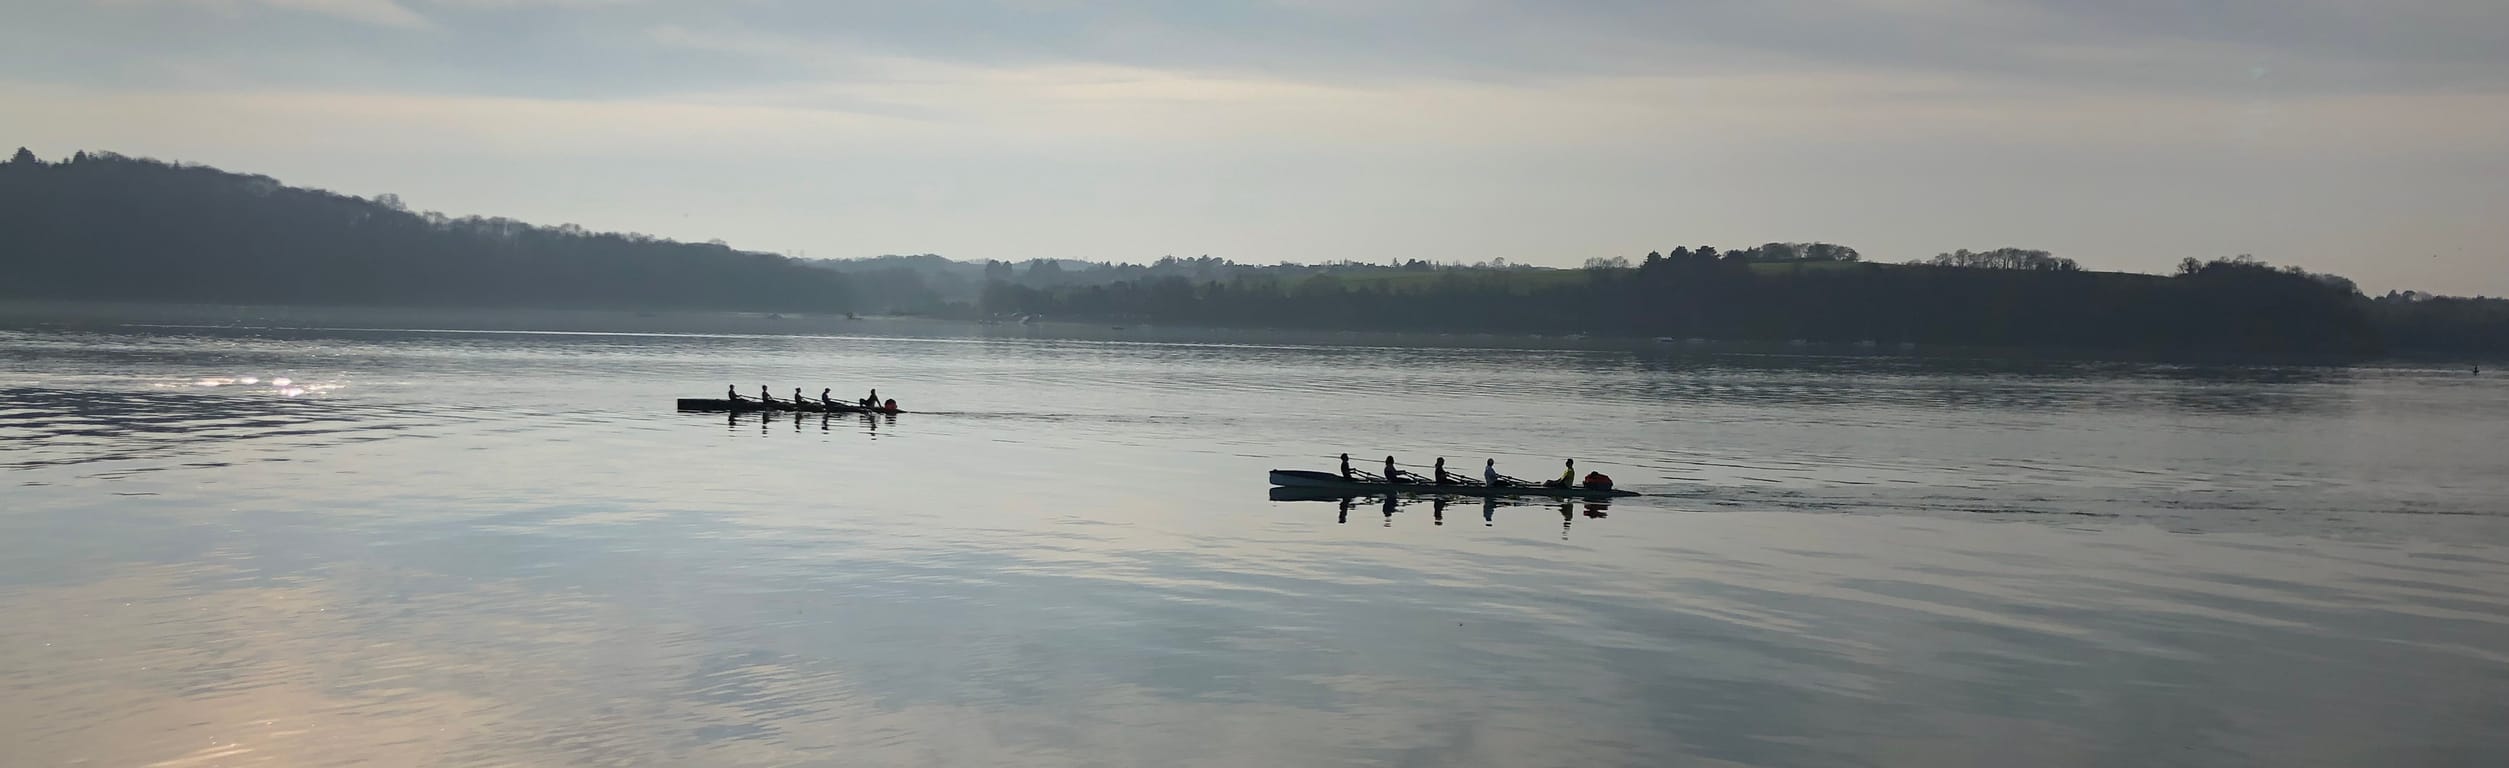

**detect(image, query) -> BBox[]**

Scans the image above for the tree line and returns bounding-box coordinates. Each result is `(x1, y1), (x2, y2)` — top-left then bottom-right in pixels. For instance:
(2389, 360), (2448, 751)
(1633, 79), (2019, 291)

(980, 250), (2505, 360)
(7, 148), (2500, 359)
(0, 149), (852, 311)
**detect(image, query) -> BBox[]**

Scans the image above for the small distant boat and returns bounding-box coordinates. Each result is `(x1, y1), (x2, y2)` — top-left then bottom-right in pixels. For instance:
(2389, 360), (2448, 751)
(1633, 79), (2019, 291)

(1267, 469), (1637, 499)
(677, 398), (901, 415)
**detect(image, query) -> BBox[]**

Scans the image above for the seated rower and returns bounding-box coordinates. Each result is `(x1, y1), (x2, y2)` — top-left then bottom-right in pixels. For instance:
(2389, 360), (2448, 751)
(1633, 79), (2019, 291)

(1339, 452), (1356, 480)
(1544, 459), (1576, 489)
(794, 388), (808, 408)
(727, 384), (745, 403)
(1384, 455), (1426, 484)
(1433, 457), (1463, 485)
(758, 384), (779, 406)
(1483, 458), (1516, 487)
(820, 388), (835, 407)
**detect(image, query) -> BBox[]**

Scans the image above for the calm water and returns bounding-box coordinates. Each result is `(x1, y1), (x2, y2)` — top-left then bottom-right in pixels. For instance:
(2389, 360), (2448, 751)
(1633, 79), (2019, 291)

(4, 308), (2508, 767)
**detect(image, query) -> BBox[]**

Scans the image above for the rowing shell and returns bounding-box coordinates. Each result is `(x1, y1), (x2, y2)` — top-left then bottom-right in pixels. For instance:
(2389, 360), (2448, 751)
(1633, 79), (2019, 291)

(677, 398), (903, 415)
(1268, 469), (1638, 499)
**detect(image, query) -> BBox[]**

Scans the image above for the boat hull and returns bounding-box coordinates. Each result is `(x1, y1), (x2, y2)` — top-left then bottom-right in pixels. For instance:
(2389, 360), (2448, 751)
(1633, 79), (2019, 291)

(1267, 469), (1638, 499)
(677, 398), (902, 415)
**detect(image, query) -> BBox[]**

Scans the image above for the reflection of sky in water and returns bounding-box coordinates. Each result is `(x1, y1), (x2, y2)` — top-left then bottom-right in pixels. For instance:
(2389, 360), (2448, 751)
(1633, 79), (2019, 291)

(175, 375), (336, 397)
(3, 319), (2508, 766)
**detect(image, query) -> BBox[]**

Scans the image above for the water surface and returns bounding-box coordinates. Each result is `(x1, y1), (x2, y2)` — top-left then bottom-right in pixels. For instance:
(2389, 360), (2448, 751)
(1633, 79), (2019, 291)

(4, 309), (2506, 766)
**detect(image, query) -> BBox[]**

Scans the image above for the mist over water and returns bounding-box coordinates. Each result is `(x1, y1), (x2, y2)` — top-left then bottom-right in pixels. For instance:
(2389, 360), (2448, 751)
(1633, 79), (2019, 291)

(5, 308), (2507, 767)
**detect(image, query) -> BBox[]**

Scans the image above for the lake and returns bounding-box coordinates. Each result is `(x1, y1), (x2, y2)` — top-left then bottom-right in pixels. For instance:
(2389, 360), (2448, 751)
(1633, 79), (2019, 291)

(4, 306), (2507, 767)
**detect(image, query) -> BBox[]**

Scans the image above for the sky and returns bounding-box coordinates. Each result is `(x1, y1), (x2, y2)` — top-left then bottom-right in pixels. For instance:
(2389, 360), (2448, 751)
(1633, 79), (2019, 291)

(8, 0), (2507, 294)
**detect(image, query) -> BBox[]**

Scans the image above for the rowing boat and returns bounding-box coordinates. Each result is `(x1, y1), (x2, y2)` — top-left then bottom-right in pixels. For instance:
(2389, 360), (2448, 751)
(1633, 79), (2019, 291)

(1267, 486), (1576, 504)
(676, 398), (903, 415)
(1267, 469), (1638, 499)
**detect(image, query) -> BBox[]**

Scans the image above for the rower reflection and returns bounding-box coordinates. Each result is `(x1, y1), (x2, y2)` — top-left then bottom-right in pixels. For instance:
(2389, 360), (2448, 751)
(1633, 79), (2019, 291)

(1558, 501), (1611, 539)
(713, 409), (895, 439)
(1274, 487), (1602, 530)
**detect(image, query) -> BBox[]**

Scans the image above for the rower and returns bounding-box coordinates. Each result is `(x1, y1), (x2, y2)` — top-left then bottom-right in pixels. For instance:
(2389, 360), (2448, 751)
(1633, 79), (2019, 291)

(794, 388), (807, 408)
(882, 398), (898, 412)
(1547, 459), (1576, 488)
(759, 384), (777, 406)
(868, 389), (880, 408)
(820, 388), (835, 407)
(1384, 456), (1425, 484)
(1339, 453), (1355, 480)
(727, 384), (745, 403)
(1484, 458), (1501, 486)
(1433, 457), (1460, 485)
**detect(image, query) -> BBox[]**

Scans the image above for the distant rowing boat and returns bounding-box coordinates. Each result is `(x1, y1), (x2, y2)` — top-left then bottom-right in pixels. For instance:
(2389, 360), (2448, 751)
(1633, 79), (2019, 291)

(676, 398), (903, 415)
(1268, 469), (1638, 499)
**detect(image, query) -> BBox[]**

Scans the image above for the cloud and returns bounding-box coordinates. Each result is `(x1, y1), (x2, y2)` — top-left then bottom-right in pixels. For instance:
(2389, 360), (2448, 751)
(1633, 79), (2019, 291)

(272, 0), (427, 27)
(133, 0), (434, 28)
(41, 0), (2509, 102)
(18, 50), (2501, 164)
(425, 0), (638, 7)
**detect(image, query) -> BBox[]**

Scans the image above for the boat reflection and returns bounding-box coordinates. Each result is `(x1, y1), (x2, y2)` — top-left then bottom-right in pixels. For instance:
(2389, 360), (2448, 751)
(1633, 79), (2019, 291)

(722, 410), (896, 436)
(1269, 487), (1611, 532)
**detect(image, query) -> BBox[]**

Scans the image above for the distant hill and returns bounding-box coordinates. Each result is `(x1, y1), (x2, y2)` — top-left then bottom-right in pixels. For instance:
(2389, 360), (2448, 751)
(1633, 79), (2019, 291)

(0, 149), (850, 312)
(8, 149), (2497, 359)
(817, 249), (2506, 360)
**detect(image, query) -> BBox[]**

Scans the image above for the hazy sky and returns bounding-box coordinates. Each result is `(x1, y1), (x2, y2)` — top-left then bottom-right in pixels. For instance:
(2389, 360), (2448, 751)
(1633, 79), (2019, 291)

(9, 0), (2507, 294)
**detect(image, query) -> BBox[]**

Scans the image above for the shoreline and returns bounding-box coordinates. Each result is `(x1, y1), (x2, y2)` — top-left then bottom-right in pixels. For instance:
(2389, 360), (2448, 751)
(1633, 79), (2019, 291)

(0, 299), (2495, 367)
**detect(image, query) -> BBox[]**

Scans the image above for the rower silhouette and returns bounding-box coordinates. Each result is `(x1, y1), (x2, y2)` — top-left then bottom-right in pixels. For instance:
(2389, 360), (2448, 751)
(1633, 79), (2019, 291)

(1384, 455), (1426, 484)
